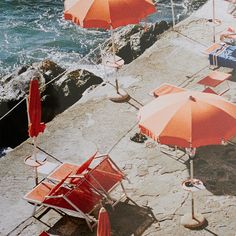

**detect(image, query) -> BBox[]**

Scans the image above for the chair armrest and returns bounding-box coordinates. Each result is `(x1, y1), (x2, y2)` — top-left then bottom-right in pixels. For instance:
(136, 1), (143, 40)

(44, 194), (64, 199)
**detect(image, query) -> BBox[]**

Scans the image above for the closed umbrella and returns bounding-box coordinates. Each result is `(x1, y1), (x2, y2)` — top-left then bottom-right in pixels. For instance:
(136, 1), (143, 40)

(138, 90), (236, 227)
(97, 207), (111, 236)
(64, 0), (156, 101)
(28, 79), (45, 138)
(27, 79), (46, 185)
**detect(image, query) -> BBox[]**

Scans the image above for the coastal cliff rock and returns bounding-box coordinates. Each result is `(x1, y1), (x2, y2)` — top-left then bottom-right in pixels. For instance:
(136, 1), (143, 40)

(0, 60), (103, 148)
(104, 21), (169, 63)
(42, 68), (103, 121)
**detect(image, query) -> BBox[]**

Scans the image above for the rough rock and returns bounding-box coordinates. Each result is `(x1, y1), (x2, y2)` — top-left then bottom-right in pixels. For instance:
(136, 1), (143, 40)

(42, 69), (103, 120)
(104, 21), (170, 64)
(34, 59), (66, 81)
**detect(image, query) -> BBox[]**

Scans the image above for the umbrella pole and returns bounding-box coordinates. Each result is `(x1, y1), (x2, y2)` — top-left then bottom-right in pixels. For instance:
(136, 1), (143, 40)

(170, 0), (176, 27)
(213, 0), (216, 43)
(33, 136), (39, 185)
(111, 28), (119, 94)
(26, 95), (38, 185)
(190, 157), (195, 219)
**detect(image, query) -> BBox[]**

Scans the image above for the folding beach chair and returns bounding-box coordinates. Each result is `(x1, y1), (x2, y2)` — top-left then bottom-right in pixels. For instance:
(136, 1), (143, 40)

(204, 43), (225, 55)
(24, 173), (103, 231)
(149, 83), (185, 97)
(82, 154), (129, 205)
(198, 71), (231, 95)
(47, 153), (129, 206)
(202, 87), (218, 95)
(48, 151), (97, 184)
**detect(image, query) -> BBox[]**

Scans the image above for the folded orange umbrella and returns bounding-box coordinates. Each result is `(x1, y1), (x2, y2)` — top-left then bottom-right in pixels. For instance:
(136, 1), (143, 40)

(138, 90), (236, 148)
(28, 79), (45, 138)
(27, 79), (46, 185)
(97, 207), (111, 236)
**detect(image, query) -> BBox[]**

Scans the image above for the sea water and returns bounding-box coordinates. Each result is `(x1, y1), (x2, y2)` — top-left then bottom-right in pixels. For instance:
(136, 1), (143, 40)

(0, 0), (204, 78)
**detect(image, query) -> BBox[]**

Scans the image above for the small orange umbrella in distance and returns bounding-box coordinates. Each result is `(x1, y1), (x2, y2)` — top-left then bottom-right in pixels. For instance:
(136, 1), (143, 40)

(97, 207), (111, 236)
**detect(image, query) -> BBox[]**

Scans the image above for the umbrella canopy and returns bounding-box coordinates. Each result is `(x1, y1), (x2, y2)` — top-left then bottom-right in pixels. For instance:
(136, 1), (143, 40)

(64, 0), (156, 29)
(28, 79), (46, 137)
(97, 207), (111, 236)
(138, 90), (236, 148)
(64, 0), (156, 98)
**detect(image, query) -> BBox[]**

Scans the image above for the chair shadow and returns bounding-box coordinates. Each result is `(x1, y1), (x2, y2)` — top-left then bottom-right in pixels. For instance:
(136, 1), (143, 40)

(48, 201), (157, 236)
(192, 144), (236, 196)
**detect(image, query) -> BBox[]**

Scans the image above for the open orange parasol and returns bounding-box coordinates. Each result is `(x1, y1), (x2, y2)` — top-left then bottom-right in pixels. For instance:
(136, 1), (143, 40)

(138, 90), (236, 226)
(97, 207), (111, 236)
(64, 0), (156, 30)
(138, 90), (236, 148)
(64, 0), (156, 99)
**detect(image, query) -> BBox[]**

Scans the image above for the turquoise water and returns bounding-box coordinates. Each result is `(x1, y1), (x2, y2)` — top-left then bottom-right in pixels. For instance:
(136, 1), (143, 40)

(0, 0), (193, 77)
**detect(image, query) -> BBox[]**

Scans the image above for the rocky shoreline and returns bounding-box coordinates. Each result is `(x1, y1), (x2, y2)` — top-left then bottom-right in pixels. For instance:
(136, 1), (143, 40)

(0, 21), (170, 151)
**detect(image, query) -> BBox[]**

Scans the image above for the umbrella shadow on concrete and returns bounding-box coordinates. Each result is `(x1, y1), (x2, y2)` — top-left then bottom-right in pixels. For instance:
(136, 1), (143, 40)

(48, 201), (157, 236)
(192, 144), (236, 196)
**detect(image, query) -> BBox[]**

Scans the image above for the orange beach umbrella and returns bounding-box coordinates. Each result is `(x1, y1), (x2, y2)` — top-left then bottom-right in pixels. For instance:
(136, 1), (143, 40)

(28, 79), (45, 138)
(64, 0), (156, 30)
(139, 90), (236, 222)
(64, 0), (156, 96)
(138, 90), (236, 148)
(97, 207), (111, 236)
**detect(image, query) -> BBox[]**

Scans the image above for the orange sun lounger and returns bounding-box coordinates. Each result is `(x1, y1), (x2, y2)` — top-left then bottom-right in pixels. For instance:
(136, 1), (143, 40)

(198, 71), (231, 95)
(149, 83), (185, 97)
(24, 174), (102, 230)
(47, 151), (97, 184)
(47, 153), (128, 205)
(24, 154), (131, 231)
(204, 43), (227, 55)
